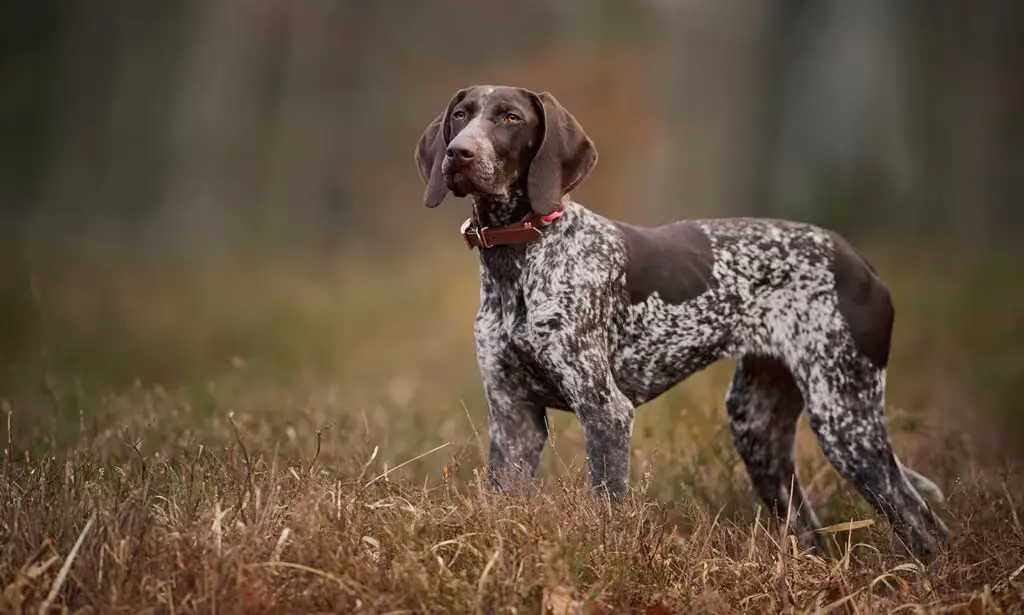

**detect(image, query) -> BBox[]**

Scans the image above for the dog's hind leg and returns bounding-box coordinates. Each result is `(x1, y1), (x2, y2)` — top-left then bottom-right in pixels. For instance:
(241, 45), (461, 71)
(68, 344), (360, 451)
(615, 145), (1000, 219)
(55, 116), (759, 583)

(726, 355), (825, 554)
(895, 456), (946, 507)
(801, 357), (950, 563)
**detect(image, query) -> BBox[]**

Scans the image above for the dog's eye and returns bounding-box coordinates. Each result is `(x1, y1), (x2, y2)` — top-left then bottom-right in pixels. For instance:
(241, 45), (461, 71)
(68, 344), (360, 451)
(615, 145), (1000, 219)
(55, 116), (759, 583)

(452, 110), (466, 120)
(503, 112), (522, 124)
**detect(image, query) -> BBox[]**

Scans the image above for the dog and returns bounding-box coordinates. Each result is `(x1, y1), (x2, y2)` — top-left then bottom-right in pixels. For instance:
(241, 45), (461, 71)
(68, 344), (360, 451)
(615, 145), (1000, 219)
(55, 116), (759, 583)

(414, 85), (950, 562)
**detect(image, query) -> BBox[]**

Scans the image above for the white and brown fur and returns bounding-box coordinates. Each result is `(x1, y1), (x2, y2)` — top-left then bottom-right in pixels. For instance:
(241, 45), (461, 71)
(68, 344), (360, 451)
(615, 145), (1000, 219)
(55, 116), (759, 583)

(415, 85), (950, 562)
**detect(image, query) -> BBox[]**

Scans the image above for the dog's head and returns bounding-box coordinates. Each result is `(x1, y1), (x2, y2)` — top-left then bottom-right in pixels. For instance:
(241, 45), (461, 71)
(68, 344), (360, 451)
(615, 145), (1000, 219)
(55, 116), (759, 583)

(415, 85), (598, 215)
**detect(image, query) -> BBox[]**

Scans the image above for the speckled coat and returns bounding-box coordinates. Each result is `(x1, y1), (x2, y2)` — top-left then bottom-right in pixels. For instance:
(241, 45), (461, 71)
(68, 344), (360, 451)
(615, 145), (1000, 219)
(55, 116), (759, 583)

(415, 85), (950, 563)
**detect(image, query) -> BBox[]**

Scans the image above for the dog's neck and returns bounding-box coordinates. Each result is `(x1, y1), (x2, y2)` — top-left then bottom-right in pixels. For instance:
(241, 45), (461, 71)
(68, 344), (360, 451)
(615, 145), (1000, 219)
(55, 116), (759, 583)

(470, 187), (534, 229)
(470, 188), (538, 278)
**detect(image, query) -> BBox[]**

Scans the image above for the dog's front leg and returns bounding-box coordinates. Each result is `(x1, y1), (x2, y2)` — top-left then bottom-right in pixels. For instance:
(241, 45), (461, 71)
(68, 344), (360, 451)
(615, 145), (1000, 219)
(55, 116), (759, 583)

(537, 334), (635, 501)
(577, 376), (635, 501)
(482, 383), (548, 493)
(476, 315), (548, 494)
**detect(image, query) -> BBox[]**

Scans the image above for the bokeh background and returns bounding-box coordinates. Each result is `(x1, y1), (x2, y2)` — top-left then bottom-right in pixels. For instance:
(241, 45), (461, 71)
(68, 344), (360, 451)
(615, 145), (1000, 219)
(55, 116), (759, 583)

(1, 0), (1022, 471)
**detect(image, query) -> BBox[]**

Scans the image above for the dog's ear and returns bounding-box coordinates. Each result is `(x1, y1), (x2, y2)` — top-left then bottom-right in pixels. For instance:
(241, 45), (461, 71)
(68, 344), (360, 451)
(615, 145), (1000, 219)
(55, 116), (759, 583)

(415, 88), (469, 208)
(526, 91), (598, 215)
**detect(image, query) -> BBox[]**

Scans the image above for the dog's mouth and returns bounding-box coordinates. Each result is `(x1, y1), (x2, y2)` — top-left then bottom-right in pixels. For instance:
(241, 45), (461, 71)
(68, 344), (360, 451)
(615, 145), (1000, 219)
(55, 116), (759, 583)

(444, 172), (471, 198)
(443, 163), (509, 201)
(447, 170), (496, 199)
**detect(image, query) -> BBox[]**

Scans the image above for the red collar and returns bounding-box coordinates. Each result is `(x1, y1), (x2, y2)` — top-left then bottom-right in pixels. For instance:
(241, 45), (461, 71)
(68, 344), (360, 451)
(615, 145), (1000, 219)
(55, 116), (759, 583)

(461, 195), (568, 250)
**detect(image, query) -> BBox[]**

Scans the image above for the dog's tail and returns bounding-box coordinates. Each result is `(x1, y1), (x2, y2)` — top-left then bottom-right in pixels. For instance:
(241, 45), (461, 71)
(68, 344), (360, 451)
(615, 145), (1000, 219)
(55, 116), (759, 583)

(895, 455), (945, 508)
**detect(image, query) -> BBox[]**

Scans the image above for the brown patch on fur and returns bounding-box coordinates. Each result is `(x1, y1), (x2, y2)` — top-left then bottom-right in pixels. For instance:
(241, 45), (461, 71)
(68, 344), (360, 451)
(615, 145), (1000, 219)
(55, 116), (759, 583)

(829, 231), (894, 369)
(613, 221), (716, 305)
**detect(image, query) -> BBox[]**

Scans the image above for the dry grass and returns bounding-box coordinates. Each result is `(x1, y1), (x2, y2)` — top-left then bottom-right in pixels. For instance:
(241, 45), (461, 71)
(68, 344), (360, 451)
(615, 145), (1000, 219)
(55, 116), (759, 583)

(1, 394), (1022, 614)
(1, 240), (1023, 613)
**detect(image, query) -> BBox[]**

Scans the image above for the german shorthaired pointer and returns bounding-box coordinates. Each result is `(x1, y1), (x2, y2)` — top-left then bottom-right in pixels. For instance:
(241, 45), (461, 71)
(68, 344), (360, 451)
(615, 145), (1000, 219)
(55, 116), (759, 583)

(414, 85), (950, 562)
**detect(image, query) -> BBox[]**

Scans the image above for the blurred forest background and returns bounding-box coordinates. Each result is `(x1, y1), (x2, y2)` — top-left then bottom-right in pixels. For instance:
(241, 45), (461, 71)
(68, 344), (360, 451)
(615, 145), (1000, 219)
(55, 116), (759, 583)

(0, 1), (1022, 460)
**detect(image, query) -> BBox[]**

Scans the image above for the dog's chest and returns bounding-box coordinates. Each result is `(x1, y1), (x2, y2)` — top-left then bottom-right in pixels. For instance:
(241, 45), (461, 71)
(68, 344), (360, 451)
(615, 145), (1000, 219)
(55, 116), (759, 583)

(491, 282), (531, 345)
(474, 267), (570, 405)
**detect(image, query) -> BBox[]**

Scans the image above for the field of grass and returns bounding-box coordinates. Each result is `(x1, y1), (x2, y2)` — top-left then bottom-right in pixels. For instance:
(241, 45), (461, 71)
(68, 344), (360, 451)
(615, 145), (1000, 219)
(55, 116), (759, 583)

(1, 239), (1023, 613)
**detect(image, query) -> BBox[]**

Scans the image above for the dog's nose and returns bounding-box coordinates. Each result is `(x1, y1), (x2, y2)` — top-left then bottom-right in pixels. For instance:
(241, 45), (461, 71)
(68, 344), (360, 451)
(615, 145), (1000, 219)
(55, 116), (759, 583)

(446, 143), (475, 162)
